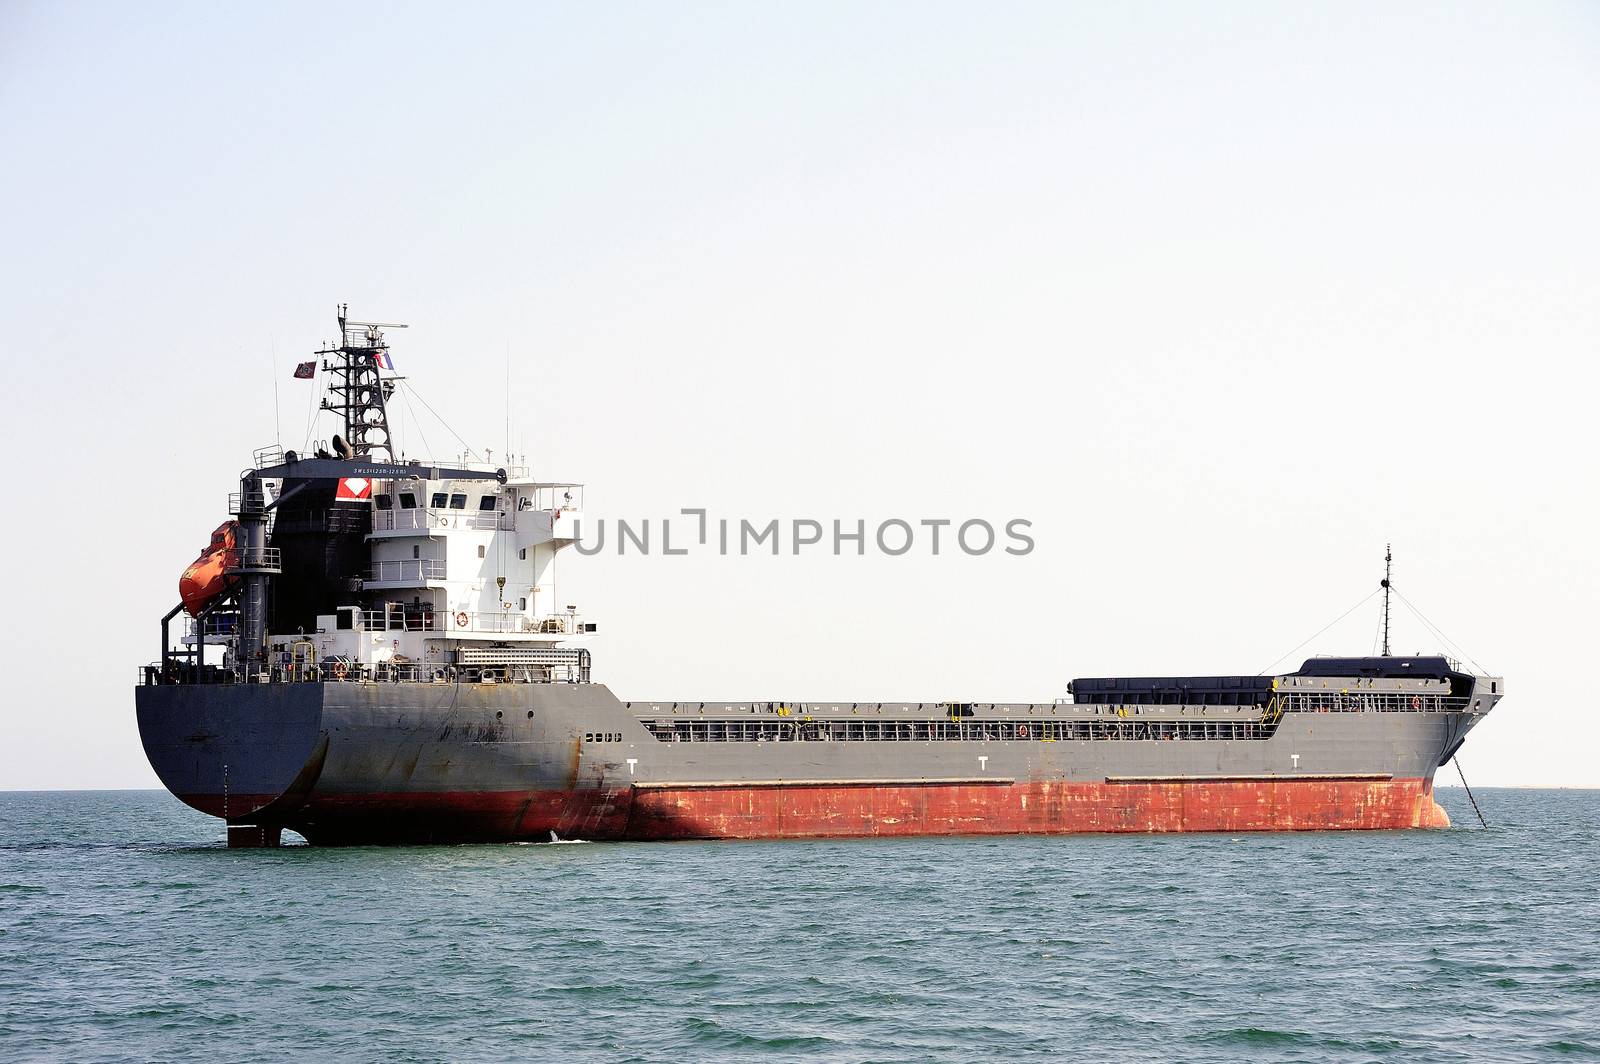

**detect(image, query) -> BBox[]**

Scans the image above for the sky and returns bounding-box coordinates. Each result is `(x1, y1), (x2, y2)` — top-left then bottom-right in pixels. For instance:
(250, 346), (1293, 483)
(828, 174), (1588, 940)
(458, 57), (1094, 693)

(0, 1), (1596, 789)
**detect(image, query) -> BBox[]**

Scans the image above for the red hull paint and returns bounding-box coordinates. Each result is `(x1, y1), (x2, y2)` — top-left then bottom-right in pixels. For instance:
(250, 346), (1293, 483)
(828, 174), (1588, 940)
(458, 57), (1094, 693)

(190, 777), (1449, 844)
(627, 777), (1450, 839)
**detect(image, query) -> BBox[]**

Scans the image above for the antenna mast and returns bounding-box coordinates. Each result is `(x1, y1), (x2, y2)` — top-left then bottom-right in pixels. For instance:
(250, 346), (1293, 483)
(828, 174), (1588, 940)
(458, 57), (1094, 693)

(1380, 543), (1393, 657)
(316, 303), (405, 460)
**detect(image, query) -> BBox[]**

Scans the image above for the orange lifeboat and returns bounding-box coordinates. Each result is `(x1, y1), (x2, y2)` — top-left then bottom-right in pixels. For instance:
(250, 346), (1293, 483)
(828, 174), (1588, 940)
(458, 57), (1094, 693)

(179, 520), (240, 616)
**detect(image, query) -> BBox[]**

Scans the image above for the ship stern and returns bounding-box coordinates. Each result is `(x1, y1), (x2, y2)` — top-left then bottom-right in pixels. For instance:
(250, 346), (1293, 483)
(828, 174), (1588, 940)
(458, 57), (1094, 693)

(135, 683), (328, 845)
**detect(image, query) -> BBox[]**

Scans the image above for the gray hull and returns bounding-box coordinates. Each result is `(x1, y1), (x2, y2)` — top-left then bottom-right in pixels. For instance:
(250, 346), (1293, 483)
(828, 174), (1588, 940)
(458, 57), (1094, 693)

(136, 677), (1494, 844)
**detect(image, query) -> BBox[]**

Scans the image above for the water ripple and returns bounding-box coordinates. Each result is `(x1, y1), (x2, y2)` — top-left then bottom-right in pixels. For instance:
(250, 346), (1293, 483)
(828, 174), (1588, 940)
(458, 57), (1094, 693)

(0, 789), (1596, 1062)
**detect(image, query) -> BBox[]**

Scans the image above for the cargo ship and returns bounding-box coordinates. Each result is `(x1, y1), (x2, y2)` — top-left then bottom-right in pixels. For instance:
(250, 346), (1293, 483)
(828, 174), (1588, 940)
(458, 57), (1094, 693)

(136, 310), (1504, 846)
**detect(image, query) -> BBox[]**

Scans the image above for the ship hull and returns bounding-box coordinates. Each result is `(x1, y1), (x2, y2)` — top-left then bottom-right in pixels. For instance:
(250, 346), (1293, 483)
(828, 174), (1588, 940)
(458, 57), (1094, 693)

(242, 777), (1446, 845)
(137, 681), (1474, 845)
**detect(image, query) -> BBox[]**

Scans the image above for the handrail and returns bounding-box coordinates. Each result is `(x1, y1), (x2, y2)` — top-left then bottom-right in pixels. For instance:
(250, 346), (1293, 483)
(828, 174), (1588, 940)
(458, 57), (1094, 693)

(338, 607), (581, 634)
(138, 653), (591, 687)
(1276, 692), (1469, 714)
(366, 559), (446, 583)
(358, 606), (441, 632)
(448, 611), (581, 634)
(372, 507), (513, 532)
(641, 716), (1285, 744)
(227, 546), (281, 572)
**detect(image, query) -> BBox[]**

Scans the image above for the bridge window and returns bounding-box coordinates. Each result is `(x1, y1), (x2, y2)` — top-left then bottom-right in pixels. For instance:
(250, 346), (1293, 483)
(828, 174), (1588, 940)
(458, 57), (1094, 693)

(478, 495), (498, 511)
(431, 492), (447, 508)
(450, 494), (467, 509)
(398, 493), (417, 509)
(375, 494), (392, 510)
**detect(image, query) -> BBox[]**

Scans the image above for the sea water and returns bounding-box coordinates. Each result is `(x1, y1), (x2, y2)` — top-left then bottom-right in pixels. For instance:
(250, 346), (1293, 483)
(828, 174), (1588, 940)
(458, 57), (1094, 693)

(1, 788), (1595, 1062)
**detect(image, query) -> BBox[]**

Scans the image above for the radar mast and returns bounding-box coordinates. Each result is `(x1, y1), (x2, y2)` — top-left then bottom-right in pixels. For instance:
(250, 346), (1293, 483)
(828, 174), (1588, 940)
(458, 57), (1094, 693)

(317, 304), (403, 461)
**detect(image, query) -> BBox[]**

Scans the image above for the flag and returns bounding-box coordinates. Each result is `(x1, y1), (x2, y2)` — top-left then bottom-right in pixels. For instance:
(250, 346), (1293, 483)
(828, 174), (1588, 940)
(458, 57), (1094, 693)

(293, 361), (316, 379)
(336, 477), (372, 501)
(374, 349), (394, 371)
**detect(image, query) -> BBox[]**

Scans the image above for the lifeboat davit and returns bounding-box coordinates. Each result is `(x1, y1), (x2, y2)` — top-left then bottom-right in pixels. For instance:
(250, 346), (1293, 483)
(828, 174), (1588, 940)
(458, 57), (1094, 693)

(179, 520), (240, 616)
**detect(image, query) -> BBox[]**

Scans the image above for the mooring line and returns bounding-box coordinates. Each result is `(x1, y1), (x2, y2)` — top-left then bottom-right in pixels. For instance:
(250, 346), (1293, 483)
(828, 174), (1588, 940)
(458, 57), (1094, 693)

(1453, 756), (1487, 828)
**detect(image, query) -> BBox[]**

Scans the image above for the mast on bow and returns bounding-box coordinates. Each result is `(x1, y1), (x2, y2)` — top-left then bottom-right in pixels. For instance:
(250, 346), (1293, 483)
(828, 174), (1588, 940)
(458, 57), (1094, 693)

(1380, 543), (1393, 657)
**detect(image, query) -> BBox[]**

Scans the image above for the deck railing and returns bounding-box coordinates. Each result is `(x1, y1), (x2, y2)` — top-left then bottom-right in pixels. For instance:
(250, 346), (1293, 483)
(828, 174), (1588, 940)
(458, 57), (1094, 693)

(366, 559), (446, 583)
(332, 607), (583, 635)
(451, 611), (581, 634)
(228, 546), (281, 572)
(642, 716), (1285, 744)
(184, 612), (239, 640)
(1275, 692), (1470, 714)
(138, 649), (591, 687)
(524, 484), (583, 512)
(358, 607), (441, 632)
(372, 507), (513, 532)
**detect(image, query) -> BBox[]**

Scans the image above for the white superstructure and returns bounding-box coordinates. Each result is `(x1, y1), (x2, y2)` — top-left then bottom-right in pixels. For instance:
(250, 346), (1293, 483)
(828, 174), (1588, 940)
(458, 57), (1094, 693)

(173, 308), (596, 685)
(265, 472), (590, 675)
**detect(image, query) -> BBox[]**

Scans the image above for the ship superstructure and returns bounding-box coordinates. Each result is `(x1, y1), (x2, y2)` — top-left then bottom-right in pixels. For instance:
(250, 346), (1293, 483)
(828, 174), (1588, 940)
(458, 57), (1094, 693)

(163, 309), (593, 692)
(137, 310), (1504, 846)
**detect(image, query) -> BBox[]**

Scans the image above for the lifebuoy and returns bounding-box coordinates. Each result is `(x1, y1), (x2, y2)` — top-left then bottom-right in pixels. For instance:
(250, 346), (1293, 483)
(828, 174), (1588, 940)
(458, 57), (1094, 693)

(1411, 695), (1422, 710)
(1017, 724), (1029, 739)
(331, 660), (348, 679)
(455, 611), (470, 627)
